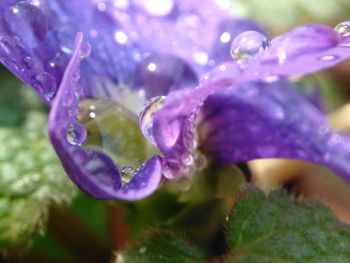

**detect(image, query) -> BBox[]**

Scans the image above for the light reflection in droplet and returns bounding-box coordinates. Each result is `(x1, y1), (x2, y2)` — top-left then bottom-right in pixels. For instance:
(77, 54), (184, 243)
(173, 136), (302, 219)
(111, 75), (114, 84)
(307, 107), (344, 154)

(231, 31), (268, 61)
(147, 62), (157, 72)
(220, 32), (231, 43)
(114, 31), (128, 44)
(140, 0), (174, 16)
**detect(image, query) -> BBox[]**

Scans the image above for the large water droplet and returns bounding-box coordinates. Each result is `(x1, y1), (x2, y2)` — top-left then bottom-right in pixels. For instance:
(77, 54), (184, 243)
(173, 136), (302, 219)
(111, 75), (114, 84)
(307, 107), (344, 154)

(67, 122), (87, 146)
(4, 2), (48, 48)
(35, 72), (57, 99)
(139, 96), (165, 145)
(213, 19), (264, 63)
(335, 21), (350, 38)
(78, 99), (159, 168)
(231, 31), (268, 61)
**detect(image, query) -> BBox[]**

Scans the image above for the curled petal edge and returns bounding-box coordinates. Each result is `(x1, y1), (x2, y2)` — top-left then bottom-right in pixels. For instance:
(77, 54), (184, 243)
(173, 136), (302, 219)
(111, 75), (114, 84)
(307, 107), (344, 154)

(48, 33), (163, 200)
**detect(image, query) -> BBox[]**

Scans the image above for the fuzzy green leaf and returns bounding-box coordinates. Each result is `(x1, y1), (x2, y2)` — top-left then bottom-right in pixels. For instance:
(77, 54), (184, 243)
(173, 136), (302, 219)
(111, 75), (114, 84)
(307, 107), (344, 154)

(0, 70), (76, 248)
(226, 187), (350, 263)
(115, 231), (204, 263)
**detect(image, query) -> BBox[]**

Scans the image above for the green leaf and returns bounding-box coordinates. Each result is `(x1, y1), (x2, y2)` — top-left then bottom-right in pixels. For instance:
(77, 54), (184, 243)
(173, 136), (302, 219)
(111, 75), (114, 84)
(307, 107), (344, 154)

(226, 187), (350, 263)
(0, 70), (76, 248)
(115, 231), (204, 263)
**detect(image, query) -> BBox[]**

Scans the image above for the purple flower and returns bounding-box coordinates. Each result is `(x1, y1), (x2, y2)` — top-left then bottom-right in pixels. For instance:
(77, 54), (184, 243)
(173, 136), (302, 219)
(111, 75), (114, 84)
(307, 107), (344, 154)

(1, 0), (350, 200)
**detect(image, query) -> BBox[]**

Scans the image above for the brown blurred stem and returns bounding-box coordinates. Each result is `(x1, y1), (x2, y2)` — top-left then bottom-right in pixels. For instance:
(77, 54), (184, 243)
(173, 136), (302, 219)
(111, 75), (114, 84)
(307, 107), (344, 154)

(106, 204), (129, 251)
(46, 205), (111, 263)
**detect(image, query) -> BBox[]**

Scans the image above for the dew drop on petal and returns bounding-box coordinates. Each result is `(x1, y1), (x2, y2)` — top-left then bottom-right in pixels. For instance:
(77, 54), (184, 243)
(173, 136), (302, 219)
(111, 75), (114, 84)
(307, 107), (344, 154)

(335, 21), (350, 38)
(193, 152), (208, 171)
(139, 96), (165, 145)
(4, 2), (48, 48)
(35, 72), (57, 99)
(79, 42), (91, 59)
(121, 166), (136, 186)
(230, 31), (268, 61)
(181, 153), (194, 166)
(66, 122), (87, 146)
(114, 31), (128, 44)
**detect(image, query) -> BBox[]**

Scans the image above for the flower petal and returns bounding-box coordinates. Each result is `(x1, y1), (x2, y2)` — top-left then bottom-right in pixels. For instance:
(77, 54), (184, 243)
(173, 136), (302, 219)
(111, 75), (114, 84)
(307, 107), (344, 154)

(48, 33), (162, 200)
(153, 22), (350, 179)
(0, 0), (238, 103)
(200, 80), (350, 183)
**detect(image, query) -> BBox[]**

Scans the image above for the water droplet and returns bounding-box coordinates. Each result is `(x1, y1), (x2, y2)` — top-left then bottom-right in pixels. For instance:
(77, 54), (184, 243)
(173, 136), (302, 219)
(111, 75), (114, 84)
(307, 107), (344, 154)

(35, 72), (57, 99)
(23, 56), (33, 68)
(0, 35), (17, 58)
(193, 152), (207, 171)
(79, 42), (91, 59)
(177, 177), (192, 191)
(121, 166), (136, 186)
(114, 31), (128, 44)
(194, 51), (209, 66)
(181, 154), (193, 166)
(264, 75), (279, 83)
(213, 19), (264, 63)
(220, 32), (231, 43)
(318, 54), (338, 61)
(67, 122), (87, 146)
(231, 31), (268, 61)
(139, 96), (165, 145)
(4, 2), (48, 48)
(97, 2), (107, 11)
(57, 25), (76, 54)
(78, 99), (159, 169)
(114, 0), (129, 9)
(139, 0), (174, 16)
(335, 21), (350, 38)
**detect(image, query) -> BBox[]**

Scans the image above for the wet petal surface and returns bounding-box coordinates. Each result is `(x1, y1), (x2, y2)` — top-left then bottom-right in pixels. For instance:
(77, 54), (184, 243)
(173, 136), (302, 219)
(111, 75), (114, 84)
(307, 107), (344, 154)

(48, 33), (163, 200)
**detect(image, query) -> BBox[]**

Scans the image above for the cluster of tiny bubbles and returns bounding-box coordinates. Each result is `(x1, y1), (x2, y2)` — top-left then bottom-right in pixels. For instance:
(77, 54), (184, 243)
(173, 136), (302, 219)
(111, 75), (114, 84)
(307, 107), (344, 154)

(139, 96), (166, 145)
(230, 31), (269, 63)
(66, 122), (87, 147)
